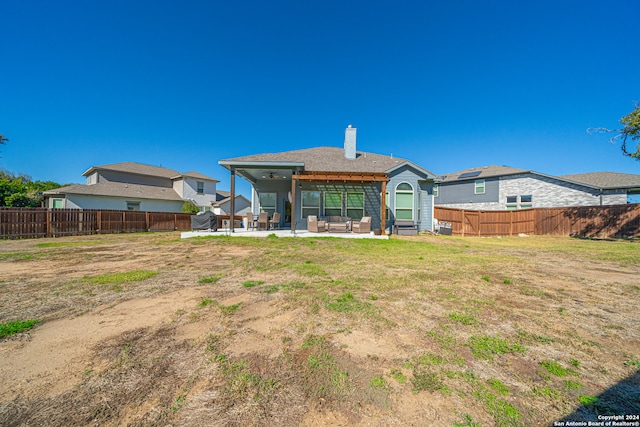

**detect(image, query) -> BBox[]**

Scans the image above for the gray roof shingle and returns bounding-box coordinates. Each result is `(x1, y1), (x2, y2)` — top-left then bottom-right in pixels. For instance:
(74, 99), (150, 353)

(222, 146), (432, 175)
(43, 182), (183, 201)
(559, 172), (640, 189)
(83, 162), (217, 181)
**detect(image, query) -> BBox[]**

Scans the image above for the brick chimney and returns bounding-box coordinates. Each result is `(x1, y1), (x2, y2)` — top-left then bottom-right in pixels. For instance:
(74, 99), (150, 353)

(344, 125), (356, 160)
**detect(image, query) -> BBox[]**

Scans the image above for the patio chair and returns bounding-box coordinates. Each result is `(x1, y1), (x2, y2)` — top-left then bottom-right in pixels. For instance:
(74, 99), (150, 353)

(307, 215), (326, 232)
(269, 212), (281, 230)
(257, 212), (269, 231)
(352, 216), (371, 233)
(246, 212), (255, 230)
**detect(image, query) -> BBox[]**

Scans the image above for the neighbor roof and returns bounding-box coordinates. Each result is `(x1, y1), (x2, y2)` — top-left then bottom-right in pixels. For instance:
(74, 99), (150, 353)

(212, 193), (249, 207)
(83, 162), (217, 181)
(438, 165), (529, 182)
(221, 147), (435, 176)
(559, 172), (640, 189)
(43, 182), (183, 201)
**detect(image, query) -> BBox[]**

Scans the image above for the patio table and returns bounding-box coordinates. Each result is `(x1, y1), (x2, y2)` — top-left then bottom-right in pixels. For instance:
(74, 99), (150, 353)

(327, 222), (349, 233)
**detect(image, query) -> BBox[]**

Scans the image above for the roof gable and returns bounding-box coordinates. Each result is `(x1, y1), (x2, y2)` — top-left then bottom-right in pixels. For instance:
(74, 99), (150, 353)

(221, 146), (435, 177)
(43, 182), (183, 201)
(83, 162), (217, 181)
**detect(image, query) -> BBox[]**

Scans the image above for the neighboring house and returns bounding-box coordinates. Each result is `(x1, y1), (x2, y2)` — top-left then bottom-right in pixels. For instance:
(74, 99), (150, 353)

(218, 125), (438, 232)
(434, 165), (640, 210)
(212, 191), (251, 216)
(43, 162), (221, 213)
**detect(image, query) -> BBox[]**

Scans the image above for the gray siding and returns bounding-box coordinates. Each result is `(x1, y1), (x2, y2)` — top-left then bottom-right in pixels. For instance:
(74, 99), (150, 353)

(252, 180), (292, 228)
(96, 170), (172, 188)
(63, 194), (184, 212)
(435, 178), (499, 206)
(294, 182), (382, 231)
(387, 165), (435, 232)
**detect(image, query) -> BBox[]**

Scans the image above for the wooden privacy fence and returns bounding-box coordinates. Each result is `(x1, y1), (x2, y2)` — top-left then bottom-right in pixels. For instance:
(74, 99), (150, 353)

(434, 204), (640, 238)
(0, 208), (193, 239)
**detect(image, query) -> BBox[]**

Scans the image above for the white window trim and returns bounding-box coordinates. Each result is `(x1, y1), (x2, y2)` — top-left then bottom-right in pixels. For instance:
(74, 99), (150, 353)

(474, 179), (485, 195)
(394, 182), (414, 221)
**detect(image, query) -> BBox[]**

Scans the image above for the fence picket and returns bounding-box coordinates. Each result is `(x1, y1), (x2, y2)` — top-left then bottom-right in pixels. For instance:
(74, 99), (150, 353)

(0, 208), (193, 239)
(435, 205), (639, 238)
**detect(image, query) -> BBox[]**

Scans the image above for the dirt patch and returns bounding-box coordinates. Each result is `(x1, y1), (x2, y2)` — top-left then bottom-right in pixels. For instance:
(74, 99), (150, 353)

(1, 233), (638, 426)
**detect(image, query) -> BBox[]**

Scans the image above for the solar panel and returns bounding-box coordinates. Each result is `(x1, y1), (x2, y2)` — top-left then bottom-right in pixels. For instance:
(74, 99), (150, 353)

(458, 171), (482, 179)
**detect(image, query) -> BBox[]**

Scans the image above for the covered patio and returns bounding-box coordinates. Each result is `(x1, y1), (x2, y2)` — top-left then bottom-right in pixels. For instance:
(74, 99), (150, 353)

(217, 160), (390, 235)
(180, 227), (389, 239)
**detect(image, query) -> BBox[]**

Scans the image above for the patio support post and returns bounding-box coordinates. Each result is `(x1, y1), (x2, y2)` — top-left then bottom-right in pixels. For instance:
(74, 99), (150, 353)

(291, 177), (297, 232)
(381, 180), (387, 234)
(230, 168), (235, 233)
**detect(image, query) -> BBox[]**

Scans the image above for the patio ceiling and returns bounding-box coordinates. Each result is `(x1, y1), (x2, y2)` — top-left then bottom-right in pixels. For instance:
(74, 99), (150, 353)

(218, 161), (304, 184)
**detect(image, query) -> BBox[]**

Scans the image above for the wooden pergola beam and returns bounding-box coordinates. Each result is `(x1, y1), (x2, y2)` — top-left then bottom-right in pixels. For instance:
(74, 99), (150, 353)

(292, 172), (389, 182)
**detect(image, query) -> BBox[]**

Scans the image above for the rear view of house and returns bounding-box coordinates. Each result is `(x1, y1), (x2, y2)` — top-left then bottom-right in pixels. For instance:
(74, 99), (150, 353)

(219, 125), (438, 233)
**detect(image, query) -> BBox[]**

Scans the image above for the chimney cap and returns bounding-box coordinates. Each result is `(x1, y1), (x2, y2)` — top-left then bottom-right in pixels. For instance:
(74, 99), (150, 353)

(347, 124), (353, 128)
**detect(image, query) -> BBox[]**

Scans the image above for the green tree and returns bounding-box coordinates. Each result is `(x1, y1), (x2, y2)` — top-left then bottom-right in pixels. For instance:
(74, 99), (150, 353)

(619, 105), (640, 160)
(0, 170), (62, 207)
(181, 200), (201, 214)
(590, 104), (640, 161)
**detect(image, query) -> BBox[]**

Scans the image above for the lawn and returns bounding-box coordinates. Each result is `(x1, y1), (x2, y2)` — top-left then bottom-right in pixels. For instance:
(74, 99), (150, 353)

(0, 232), (638, 426)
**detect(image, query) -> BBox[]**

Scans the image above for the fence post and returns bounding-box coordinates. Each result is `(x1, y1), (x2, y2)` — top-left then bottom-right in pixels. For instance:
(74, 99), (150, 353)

(146, 211), (150, 231)
(509, 211), (513, 237)
(461, 210), (465, 237)
(46, 209), (51, 237)
(174, 214), (178, 230)
(97, 211), (102, 234)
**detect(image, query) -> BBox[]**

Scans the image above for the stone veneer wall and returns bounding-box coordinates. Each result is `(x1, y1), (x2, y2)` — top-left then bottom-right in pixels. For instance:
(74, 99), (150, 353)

(438, 173), (628, 210)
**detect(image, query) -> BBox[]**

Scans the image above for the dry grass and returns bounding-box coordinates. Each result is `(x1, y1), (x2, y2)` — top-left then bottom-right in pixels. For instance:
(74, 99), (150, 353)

(0, 232), (638, 426)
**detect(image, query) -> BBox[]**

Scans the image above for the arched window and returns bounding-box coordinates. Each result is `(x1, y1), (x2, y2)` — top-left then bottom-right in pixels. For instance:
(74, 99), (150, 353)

(395, 182), (414, 220)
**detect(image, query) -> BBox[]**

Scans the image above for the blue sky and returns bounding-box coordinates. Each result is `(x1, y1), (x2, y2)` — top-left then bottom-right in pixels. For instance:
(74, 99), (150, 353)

(1, 0), (638, 197)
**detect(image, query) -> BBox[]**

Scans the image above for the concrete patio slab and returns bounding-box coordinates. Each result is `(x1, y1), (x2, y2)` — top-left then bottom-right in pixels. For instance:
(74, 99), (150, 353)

(180, 228), (389, 240)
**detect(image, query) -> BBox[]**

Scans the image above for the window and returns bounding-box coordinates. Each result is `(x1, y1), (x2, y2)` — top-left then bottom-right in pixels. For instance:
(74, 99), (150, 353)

(52, 198), (64, 209)
(433, 184), (439, 198)
(324, 192), (342, 217)
(474, 179), (485, 194)
(301, 191), (320, 218)
(385, 192), (390, 221)
(346, 192), (364, 220)
(196, 181), (204, 195)
(126, 201), (140, 211)
(259, 192), (276, 216)
(506, 195), (532, 209)
(520, 195), (532, 209)
(395, 182), (414, 220)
